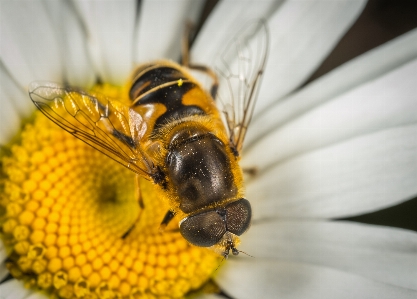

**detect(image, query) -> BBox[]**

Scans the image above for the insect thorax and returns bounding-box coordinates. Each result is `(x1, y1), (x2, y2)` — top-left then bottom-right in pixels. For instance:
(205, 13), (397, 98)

(166, 125), (238, 214)
(128, 61), (244, 215)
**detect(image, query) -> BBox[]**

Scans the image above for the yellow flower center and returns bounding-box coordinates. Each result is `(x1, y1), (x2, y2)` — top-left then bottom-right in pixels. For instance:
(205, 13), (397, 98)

(0, 84), (220, 298)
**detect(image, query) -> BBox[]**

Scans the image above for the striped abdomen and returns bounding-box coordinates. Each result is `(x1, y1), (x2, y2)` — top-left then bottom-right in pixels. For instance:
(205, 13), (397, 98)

(128, 61), (217, 134)
(128, 60), (243, 215)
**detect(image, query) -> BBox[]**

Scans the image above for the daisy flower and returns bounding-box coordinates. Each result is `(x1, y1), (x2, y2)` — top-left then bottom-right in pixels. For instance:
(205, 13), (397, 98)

(1, 1), (417, 299)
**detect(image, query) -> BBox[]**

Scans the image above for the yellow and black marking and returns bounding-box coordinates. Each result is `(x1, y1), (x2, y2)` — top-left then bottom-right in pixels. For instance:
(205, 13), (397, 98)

(134, 81), (205, 131)
(128, 61), (217, 134)
(28, 59), (251, 258)
(122, 61), (250, 256)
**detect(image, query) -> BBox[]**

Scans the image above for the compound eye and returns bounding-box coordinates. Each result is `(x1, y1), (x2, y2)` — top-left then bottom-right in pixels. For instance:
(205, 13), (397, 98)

(225, 198), (252, 236)
(180, 210), (226, 247)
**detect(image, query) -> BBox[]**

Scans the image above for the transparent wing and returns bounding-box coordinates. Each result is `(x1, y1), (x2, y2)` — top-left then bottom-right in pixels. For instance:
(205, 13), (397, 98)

(214, 20), (269, 153)
(29, 81), (154, 178)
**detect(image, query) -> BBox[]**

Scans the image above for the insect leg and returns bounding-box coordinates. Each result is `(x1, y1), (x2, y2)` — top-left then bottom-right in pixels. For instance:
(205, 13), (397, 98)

(159, 210), (176, 232)
(181, 22), (219, 98)
(121, 176), (145, 239)
(121, 202), (144, 239)
(182, 21), (194, 67)
(243, 167), (258, 177)
(121, 225), (135, 239)
(188, 64), (219, 99)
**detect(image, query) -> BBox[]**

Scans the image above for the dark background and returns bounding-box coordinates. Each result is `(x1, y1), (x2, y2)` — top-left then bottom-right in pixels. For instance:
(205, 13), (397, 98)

(195, 0), (417, 233)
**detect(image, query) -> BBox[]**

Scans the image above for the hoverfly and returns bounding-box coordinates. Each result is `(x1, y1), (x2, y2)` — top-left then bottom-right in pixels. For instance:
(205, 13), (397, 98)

(29, 20), (269, 258)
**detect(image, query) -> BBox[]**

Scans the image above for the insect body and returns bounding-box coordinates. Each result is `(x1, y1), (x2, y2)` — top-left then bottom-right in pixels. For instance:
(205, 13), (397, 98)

(29, 21), (268, 257)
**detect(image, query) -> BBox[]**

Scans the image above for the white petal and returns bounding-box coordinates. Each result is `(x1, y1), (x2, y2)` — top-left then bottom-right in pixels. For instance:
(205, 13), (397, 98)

(24, 293), (48, 299)
(240, 221), (417, 290)
(0, 0), (63, 87)
(0, 243), (5, 263)
(192, 0), (279, 64)
(216, 259), (417, 299)
(246, 28), (417, 147)
(0, 68), (22, 144)
(43, 0), (95, 87)
(243, 58), (417, 171)
(74, 0), (137, 85)
(0, 61), (31, 115)
(255, 0), (366, 114)
(0, 279), (31, 299)
(247, 124), (417, 219)
(197, 295), (226, 299)
(0, 243), (8, 282)
(192, 0), (366, 112)
(0, 268), (8, 286)
(135, 0), (204, 62)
